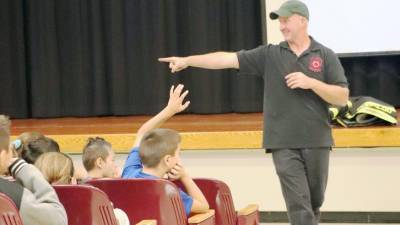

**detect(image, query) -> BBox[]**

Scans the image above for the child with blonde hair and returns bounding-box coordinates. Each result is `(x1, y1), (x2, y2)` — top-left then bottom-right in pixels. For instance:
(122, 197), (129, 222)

(34, 152), (75, 184)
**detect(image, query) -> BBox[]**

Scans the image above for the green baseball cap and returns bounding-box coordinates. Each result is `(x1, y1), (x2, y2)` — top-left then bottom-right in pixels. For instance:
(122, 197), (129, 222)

(269, 0), (309, 20)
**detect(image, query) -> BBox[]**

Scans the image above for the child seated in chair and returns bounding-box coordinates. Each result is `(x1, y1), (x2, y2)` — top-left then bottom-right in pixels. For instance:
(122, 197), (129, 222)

(34, 152), (76, 185)
(0, 115), (67, 225)
(13, 132), (60, 164)
(80, 137), (119, 183)
(35, 151), (130, 225)
(122, 84), (209, 216)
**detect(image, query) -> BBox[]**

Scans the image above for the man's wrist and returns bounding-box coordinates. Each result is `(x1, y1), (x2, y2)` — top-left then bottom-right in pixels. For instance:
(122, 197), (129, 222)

(309, 78), (321, 90)
(185, 56), (191, 67)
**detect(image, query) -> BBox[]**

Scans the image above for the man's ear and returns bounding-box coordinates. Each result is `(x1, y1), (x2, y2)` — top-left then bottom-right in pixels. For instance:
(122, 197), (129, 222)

(301, 16), (308, 25)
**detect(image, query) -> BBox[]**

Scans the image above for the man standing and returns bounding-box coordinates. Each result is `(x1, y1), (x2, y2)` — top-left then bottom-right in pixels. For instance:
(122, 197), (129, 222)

(159, 1), (348, 224)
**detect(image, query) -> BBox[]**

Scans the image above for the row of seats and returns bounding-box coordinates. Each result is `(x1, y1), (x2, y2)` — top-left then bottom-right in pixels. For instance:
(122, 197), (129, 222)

(0, 178), (259, 225)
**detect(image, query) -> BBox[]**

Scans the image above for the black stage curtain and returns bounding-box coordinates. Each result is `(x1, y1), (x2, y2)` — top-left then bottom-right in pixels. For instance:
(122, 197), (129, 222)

(0, 0), (28, 118)
(0, 0), (399, 119)
(341, 56), (400, 108)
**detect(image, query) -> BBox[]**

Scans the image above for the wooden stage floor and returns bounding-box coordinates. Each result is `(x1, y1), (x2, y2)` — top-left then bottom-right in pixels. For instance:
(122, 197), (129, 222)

(10, 111), (400, 153)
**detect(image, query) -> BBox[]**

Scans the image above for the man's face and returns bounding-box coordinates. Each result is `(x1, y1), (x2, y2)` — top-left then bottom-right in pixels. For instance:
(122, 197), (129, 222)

(101, 150), (117, 178)
(279, 14), (307, 42)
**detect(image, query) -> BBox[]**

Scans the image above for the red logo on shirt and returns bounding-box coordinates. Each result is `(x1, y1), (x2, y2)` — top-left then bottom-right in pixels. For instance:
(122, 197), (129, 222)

(309, 56), (323, 72)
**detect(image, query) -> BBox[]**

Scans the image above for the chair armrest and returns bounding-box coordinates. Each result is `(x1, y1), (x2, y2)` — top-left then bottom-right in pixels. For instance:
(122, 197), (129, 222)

(188, 209), (215, 225)
(237, 205), (259, 225)
(136, 220), (157, 225)
(237, 204), (258, 216)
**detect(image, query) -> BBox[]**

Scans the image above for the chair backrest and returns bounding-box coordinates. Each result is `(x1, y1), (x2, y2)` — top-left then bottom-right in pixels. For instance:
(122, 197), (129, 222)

(174, 178), (237, 225)
(53, 185), (118, 225)
(87, 178), (187, 225)
(0, 193), (23, 225)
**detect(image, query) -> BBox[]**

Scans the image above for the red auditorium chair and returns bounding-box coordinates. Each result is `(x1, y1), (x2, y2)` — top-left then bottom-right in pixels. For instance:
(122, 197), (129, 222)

(174, 178), (259, 225)
(54, 185), (119, 225)
(0, 192), (23, 225)
(87, 178), (215, 225)
(54, 185), (156, 225)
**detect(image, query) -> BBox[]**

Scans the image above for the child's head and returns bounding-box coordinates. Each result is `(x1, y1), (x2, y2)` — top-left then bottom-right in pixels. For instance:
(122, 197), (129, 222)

(35, 152), (75, 184)
(0, 115), (11, 175)
(18, 131), (44, 144)
(139, 128), (181, 172)
(82, 137), (116, 178)
(16, 136), (60, 164)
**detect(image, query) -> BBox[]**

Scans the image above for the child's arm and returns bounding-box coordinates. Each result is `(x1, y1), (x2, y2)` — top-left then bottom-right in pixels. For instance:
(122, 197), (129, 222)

(169, 164), (209, 213)
(133, 84), (190, 147)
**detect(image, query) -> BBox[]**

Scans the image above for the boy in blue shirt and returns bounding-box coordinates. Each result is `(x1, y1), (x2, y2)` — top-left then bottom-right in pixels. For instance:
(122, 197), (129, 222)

(122, 84), (209, 216)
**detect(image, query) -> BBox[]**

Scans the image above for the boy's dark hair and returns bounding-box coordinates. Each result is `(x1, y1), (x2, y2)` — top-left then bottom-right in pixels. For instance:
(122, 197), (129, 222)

(18, 131), (44, 145)
(82, 137), (112, 171)
(0, 115), (11, 151)
(20, 136), (60, 164)
(139, 128), (181, 168)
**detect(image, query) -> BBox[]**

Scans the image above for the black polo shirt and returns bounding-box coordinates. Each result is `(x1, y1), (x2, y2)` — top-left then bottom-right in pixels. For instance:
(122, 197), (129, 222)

(237, 37), (348, 150)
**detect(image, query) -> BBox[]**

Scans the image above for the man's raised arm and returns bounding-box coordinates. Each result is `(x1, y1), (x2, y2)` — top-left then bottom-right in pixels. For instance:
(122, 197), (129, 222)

(158, 52), (239, 73)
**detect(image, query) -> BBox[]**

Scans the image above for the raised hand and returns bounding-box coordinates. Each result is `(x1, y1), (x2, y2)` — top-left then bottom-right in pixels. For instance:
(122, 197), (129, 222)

(166, 84), (190, 114)
(158, 57), (189, 73)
